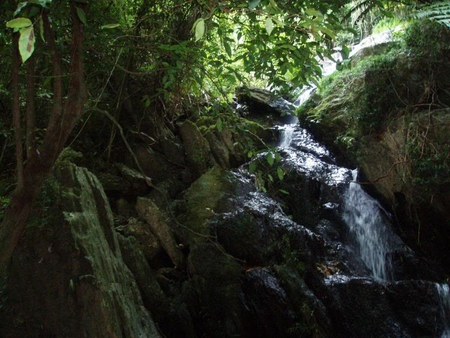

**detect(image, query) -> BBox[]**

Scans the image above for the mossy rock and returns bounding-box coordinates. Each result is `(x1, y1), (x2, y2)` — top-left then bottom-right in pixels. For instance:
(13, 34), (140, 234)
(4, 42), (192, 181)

(180, 120), (216, 179)
(178, 166), (231, 245)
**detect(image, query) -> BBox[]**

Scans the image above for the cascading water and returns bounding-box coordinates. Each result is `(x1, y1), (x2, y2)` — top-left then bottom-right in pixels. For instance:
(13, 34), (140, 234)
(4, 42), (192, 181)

(278, 124), (296, 149)
(342, 170), (393, 281)
(436, 283), (450, 337)
(272, 117), (450, 334)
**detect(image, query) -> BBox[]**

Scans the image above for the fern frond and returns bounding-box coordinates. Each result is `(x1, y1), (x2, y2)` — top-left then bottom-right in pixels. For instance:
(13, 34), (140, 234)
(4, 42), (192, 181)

(414, 1), (450, 28)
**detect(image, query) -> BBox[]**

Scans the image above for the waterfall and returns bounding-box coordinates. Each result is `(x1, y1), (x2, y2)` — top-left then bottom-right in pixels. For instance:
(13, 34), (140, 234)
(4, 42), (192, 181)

(279, 124), (295, 148)
(436, 283), (450, 337)
(342, 170), (393, 281)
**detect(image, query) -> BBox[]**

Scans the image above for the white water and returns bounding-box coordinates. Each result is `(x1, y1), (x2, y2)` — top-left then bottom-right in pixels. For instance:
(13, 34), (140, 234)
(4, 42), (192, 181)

(343, 170), (392, 281)
(436, 283), (450, 337)
(279, 124), (296, 149)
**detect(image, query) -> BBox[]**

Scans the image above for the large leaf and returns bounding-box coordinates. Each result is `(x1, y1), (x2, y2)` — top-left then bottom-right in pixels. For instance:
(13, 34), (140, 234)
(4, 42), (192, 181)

(249, 0), (261, 10)
(193, 18), (205, 41)
(265, 17), (274, 35)
(19, 26), (35, 63)
(6, 18), (32, 29)
(14, 2), (28, 17)
(76, 6), (87, 25)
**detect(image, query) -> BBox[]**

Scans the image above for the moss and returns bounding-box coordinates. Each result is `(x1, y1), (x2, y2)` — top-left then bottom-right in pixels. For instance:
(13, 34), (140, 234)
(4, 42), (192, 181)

(180, 166), (230, 244)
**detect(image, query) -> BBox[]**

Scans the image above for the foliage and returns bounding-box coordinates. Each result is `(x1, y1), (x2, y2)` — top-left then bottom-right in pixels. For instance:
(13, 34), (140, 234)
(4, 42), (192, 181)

(414, 1), (450, 28)
(403, 19), (450, 60)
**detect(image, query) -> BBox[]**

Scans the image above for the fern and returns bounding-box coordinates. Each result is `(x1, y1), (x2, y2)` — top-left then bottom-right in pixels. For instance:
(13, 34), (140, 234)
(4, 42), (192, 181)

(414, 1), (450, 28)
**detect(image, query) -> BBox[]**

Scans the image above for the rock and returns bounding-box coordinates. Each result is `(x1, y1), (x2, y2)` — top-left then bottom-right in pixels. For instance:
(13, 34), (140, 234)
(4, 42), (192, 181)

(182, 243), (248, 337)
(117, 217), (162, 263)
(177, 166), (228, 245)
(218, 128), (246, 165)
(133, 145), (177, 184)
(179, 120), (216, 179)
(160, 137), (186, 167)
(0, 162), (160, 338)
(236, 87), (294, 123)
(118, 235), (196, 338)
(96, 171), (131, 192)
(314, 276), (442, 337)
(115, 162), (150, 194)
(205, 131), (230, 168)
(136, 197), (185, 268)
(242, 268), (302, 337)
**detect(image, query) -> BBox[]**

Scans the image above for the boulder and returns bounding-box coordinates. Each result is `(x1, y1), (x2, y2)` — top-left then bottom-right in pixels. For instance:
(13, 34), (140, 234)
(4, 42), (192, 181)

(136, 197), (185, 268)
(205, 131), (230, 168)
(0, 162), (160, 338)
(117, 217), (162, 263)
(179, 120), (216, 179)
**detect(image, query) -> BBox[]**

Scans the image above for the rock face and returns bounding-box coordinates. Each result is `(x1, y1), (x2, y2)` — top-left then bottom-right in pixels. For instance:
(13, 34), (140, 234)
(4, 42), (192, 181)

(298, 21), (450, 272)
(0, 162), (161, 338)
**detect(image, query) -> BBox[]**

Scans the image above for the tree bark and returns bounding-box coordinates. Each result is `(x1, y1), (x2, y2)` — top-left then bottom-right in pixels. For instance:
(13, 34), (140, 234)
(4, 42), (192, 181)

(0, 1), (88, 272)
(25, 54), (36, 159)
(11, 32), (24, 190)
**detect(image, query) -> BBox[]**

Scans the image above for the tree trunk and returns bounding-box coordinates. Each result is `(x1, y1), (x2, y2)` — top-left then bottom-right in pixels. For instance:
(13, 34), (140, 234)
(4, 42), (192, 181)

(0, 1), (88, 273)
(25, 54), (37, 159)
(11, 32), (24, 190)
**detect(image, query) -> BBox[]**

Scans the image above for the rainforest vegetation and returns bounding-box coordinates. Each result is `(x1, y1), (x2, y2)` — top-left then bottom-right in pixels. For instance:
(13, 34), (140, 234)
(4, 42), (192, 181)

(1, 0), (450, 336)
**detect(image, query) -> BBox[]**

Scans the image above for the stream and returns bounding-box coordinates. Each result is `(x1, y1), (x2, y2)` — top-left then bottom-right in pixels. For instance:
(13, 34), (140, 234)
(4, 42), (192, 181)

(274, 118), (450, 337)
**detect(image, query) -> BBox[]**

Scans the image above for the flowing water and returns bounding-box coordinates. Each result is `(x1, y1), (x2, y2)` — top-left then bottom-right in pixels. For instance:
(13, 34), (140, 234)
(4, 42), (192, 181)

(436, 283), (450, 337)
(278, 121), (393, 281)
(342, 170), (393, 281)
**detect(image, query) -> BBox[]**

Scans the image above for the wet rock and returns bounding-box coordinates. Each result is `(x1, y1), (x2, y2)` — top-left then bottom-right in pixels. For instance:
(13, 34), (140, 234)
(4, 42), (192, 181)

(274, 265), (332, 337)
(179, 120), (216, 179)
(314, 275), (441, 337)
(242, 268), (298, 337)
(0, 162), (160, 338)
(136, 197), (185, 268)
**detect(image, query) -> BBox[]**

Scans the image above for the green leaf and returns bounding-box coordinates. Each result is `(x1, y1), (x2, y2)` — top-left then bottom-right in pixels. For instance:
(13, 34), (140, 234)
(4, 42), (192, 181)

(266, 152), (274, 166)
(224, 41), (232, 57)
(279, 189), (289, 195)
(18, 26), (35, 63)
(38, 17), (45, 42)
(340, 45), (350, 60)
(247, 150), (253, 158)
(14, 2), (28, 17)
(265, 17), (274, 35)
(249, 161), (257, 173)
(101, 24), (120, 29)
(28, 0), (52, 7)
(216, 117), (223, 132)
(268, 174), (274, 182)
(277, 167), (284, 180)
(275, 152), (281, 163)
(76, 6), (87, 25)
(248, 0), (261, 10)
(305, 8), (323, 17)
(6, 18), (32, 29)
(193, 18), (205, 41)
